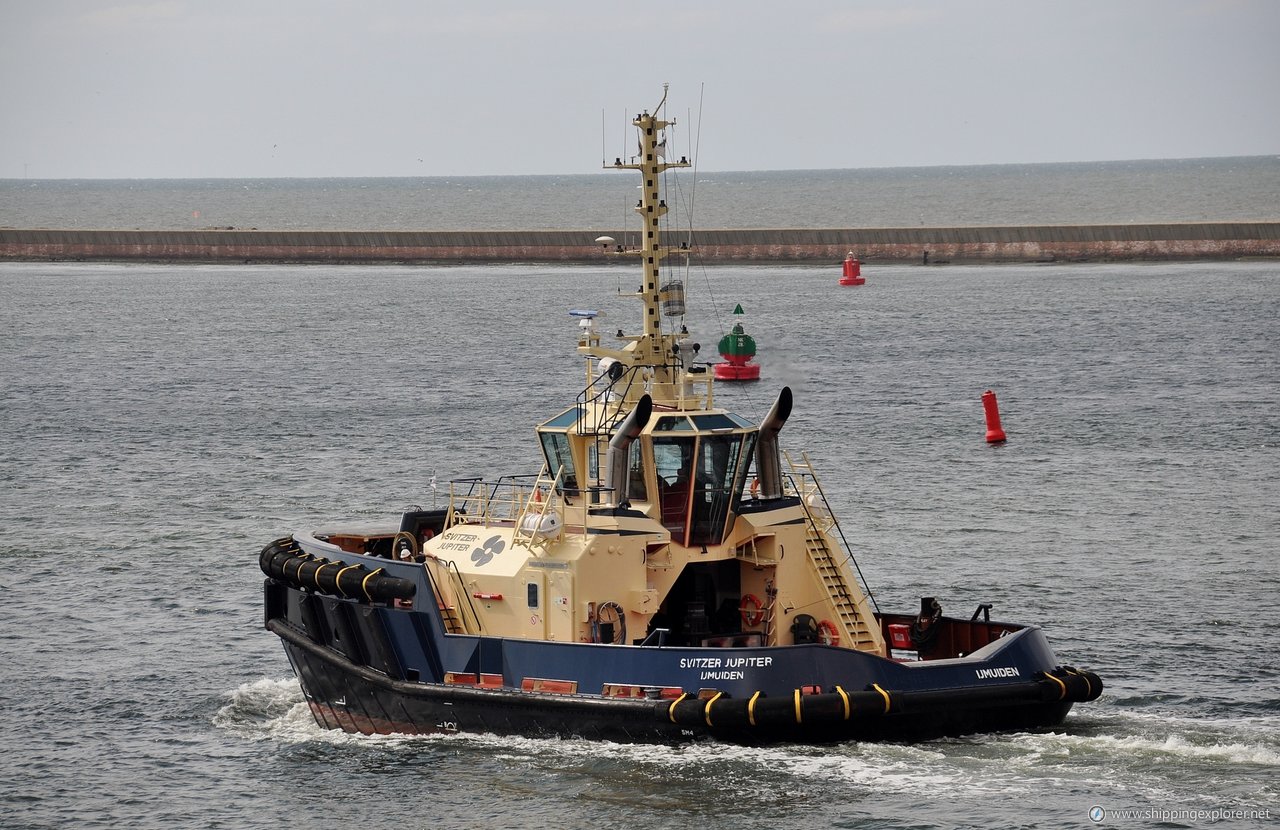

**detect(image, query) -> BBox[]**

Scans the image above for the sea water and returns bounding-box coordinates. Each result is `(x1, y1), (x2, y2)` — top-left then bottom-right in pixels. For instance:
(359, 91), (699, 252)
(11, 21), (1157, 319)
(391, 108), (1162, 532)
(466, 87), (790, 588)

(2, 155), (1278, 232)
(1, 256), (1277, 829)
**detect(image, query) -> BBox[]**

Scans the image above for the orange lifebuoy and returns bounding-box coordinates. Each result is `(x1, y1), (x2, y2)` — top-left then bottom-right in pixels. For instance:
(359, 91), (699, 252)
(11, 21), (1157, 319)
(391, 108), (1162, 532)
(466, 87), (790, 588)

(817, 619), (840, 647)
(739, 593), (764, 627)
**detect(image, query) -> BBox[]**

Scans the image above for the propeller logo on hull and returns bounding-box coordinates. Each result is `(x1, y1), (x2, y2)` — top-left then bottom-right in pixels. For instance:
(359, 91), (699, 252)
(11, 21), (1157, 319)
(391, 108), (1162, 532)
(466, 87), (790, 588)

(471, 535), (506, 566)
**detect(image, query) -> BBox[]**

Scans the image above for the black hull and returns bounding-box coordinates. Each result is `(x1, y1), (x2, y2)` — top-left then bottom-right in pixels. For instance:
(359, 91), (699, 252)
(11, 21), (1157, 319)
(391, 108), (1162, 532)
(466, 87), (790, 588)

(261, 536), (1102, 746)
(271, 618), (1081, 745)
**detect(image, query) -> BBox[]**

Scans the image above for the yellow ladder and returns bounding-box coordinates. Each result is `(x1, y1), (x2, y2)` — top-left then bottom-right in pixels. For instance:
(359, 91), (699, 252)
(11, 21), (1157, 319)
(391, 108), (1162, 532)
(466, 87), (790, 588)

(512, 466), (564, 555)
(437, 603), (464, 635)
(784, 451), (885, 653)
(423, 557), (483, 635)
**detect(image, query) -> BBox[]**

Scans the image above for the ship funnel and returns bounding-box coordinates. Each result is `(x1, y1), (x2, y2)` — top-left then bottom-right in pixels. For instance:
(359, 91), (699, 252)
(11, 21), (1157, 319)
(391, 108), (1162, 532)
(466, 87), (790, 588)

(606, 394), (652, 507)
(754, 386), (793, 499)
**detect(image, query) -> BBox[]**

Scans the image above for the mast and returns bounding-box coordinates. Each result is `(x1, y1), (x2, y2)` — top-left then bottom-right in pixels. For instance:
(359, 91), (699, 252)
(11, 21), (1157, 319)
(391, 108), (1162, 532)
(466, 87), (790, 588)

(590, 86), (702, 409)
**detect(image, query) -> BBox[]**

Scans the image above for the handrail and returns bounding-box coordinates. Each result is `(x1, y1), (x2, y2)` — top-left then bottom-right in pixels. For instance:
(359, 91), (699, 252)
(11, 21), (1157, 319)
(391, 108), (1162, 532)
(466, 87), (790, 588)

(638, 628), (669, 647)
(418, 557), (462, 634)
(785, 455), (880, 616)
(444, 558), (484, 634)
(447, 475), (566, 525)
(512, 466), (566, 553)
(575, 363), (646, 435)
(764, 578), (778, 646)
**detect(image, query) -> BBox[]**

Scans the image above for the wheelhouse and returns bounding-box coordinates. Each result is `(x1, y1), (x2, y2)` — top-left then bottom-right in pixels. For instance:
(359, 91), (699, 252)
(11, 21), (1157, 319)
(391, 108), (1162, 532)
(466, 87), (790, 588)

(537, 406), (758, 547)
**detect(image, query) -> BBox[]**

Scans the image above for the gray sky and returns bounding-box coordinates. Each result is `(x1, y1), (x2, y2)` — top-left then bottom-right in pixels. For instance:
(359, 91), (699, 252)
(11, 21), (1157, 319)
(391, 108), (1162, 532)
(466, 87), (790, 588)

(2, 0), (1277, 179)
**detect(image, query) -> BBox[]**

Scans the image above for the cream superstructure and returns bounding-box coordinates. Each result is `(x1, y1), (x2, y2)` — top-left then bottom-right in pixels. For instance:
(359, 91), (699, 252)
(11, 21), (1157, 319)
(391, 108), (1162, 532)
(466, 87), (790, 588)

(414, 90), (885, 656)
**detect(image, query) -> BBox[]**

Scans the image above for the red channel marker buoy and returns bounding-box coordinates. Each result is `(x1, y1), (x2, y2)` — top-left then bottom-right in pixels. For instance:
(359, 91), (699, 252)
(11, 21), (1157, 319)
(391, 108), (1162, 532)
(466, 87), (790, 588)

(982, 389), (1007, 443)
(839, 252), (865, 286)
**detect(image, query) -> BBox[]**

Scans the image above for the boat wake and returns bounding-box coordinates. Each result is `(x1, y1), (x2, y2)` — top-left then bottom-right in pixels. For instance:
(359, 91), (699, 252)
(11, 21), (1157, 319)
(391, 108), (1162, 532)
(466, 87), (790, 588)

(211, 677), (365, 745)
(212, 679), (1278, 818)
(1018, 729), (1280, 766)
(1056, 708), (1280, 765)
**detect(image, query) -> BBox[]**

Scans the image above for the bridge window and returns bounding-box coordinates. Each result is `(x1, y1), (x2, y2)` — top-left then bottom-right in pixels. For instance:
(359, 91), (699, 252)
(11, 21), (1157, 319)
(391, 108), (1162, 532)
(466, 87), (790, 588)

(539, 431), (579, 496)
(689, 433), (753, 546)
(654, 436), (695, 541)
(628, 440), (647, 502)
(653, 431), (756, 546)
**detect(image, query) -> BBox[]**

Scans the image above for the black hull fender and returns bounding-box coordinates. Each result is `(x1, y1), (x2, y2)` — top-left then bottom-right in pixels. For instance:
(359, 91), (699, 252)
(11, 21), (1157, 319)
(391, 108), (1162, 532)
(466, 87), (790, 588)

(260, 537), (416, 603)
(665, 666), (1103, 729)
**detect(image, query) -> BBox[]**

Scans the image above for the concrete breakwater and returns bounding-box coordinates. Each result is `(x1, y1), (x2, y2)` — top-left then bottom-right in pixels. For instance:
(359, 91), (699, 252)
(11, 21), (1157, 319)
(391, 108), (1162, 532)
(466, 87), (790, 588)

(2, 223), (1277, 264)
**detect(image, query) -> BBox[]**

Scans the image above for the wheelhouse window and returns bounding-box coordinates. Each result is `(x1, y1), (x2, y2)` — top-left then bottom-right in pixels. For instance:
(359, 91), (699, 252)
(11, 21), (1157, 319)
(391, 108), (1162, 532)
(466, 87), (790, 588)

(653, 435), (695, 540)
(538, 431), (579, 496)
(652, 419), (756, 546)
(628, 440), (647, 503)
(689, 432), (755, 546)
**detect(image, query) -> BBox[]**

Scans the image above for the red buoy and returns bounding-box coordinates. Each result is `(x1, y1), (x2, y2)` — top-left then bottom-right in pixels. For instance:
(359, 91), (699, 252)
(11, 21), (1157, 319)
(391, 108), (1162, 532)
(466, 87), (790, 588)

(839, 252), (865, 286)
(982, 389), (1007, 443)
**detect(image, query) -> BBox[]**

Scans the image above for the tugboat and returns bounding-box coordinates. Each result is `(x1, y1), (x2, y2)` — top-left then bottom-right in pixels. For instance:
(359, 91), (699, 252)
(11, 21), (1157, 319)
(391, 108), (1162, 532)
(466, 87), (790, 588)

(713, 304), (761, 382)
(259, 88), (1102, 744)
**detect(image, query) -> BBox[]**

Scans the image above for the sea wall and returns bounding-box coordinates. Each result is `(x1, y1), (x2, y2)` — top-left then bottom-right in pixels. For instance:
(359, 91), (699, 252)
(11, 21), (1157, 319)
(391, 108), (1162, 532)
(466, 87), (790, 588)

(1, 223), (1277, 264)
